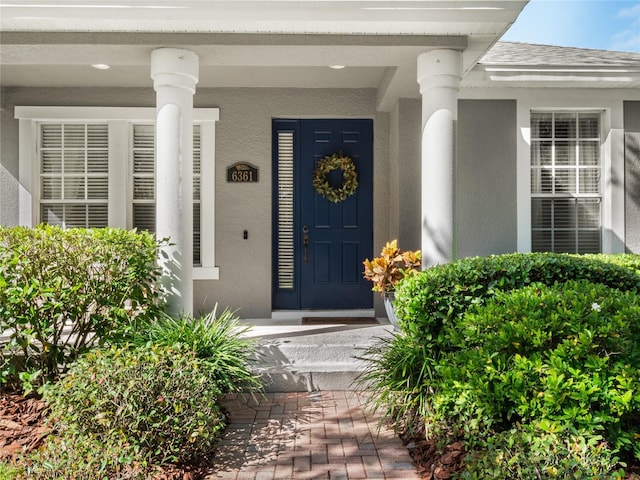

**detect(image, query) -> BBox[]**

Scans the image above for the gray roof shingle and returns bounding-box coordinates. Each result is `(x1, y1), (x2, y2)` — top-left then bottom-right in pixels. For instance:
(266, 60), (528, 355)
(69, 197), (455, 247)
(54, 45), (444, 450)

(482, 41), (640, 66)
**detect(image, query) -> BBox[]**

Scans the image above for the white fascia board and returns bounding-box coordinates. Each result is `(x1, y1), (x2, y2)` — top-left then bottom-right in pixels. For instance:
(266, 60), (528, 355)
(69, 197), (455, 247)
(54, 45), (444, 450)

(1, 1), (527, 36)
(480, 66), (640, 85)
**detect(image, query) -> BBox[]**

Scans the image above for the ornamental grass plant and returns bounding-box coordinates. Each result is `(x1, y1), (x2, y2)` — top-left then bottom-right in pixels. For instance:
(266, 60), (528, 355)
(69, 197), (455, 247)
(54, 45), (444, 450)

(123, 305), (261, 394)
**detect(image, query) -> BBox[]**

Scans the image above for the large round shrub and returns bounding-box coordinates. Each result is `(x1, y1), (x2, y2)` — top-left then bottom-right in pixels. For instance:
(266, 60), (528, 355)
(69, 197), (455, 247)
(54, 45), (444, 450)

(360, 253), (640, 477)
(367, 254), (640, 430)
(394, 252), (640, 344)
(36, 344), (225, 478)
(432, 281), (640, 459)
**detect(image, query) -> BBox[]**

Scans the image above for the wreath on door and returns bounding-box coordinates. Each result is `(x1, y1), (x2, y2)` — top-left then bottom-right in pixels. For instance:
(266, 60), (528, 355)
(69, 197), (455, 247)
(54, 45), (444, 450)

(312, 152), (358, 203)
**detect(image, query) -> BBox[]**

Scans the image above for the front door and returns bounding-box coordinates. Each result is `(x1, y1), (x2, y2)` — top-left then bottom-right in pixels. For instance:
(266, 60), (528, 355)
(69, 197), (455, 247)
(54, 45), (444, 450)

(273, 119), (373, 310)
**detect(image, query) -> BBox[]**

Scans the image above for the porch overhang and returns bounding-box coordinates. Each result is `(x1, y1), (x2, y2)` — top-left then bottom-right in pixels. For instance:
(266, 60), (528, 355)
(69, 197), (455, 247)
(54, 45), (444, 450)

(0, 0), (528, 112)
(0, 1), (527, 35)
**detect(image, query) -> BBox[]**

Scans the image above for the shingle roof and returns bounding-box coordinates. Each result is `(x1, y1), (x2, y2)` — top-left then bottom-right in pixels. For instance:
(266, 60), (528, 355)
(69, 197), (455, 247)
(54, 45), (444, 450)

(482, 41), (640, 66)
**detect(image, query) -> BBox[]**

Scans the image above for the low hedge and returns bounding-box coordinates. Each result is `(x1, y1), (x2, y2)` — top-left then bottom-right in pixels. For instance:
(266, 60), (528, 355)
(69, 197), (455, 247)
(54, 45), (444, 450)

(394, 252), (640, 349)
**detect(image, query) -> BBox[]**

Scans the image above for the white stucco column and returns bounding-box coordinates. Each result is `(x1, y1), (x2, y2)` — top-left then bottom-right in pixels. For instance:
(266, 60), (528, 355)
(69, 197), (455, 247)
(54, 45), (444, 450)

(417, 50), (462, 267)
(151, 48), (199, 315)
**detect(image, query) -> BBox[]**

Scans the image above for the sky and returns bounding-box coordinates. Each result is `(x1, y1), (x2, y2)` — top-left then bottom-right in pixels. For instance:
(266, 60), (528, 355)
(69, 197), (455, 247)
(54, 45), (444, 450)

(501, 0), (640, 53)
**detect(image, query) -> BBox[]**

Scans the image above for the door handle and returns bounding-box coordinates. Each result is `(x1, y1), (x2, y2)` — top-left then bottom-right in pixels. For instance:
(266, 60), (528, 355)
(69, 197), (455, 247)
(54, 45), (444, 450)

(302, 225), (310, 263)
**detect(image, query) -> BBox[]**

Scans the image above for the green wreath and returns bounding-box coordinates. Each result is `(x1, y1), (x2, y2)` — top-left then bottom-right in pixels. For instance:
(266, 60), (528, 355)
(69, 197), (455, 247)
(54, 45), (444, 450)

(312, 152), (358, 203)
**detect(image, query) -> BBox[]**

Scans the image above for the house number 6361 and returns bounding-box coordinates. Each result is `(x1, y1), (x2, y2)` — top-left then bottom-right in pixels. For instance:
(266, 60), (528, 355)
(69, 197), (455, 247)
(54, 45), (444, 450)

(227, 163), (259, 183)
(231, 170), (254, 182)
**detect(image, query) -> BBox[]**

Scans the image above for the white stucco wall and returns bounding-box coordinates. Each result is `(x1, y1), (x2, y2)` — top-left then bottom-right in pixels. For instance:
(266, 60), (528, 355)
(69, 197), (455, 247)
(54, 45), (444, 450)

(390, 98), (518, 258)
(397, 99), (422, 252)
(457, 99), (518, 257)
(1, 91), (20, 226)
(387, 99), (422, 252)
(624, 101), (640, 254)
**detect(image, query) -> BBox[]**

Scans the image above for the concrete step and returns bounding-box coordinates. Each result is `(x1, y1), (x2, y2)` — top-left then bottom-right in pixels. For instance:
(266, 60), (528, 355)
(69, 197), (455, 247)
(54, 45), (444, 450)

(241, 320), (394, 392)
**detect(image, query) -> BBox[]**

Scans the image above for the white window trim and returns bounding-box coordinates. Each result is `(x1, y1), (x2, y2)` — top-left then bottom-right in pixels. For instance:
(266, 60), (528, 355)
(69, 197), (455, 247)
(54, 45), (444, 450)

(15, 106), (220, 280)
(516, 101), (625, 254)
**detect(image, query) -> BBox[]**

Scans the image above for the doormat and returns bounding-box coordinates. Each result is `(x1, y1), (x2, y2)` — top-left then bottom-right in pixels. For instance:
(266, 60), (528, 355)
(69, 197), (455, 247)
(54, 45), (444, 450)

(301, 317), (379, 325)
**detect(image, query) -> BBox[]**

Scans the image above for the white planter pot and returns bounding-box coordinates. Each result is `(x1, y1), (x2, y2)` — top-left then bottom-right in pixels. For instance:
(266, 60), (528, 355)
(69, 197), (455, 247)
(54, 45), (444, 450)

(383, 292), (400, 331)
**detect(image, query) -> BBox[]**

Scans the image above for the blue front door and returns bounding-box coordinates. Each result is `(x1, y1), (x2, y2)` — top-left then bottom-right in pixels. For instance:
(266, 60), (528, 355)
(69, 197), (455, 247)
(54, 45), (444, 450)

(273, 119), (373, 310)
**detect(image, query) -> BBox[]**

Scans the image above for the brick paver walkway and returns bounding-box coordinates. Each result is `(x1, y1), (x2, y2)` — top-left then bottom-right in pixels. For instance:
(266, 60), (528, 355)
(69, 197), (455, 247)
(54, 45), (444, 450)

(207, 391), (420, 480)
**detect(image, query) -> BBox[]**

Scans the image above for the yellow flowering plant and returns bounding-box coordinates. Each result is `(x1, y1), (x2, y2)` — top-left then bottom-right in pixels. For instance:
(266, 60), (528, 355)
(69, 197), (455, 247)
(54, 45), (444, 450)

(362, 240), (422, 294)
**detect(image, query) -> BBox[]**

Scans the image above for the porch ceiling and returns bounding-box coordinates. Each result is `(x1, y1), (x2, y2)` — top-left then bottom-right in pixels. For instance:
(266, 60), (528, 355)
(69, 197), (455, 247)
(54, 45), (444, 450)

(0, 1), (528, 111)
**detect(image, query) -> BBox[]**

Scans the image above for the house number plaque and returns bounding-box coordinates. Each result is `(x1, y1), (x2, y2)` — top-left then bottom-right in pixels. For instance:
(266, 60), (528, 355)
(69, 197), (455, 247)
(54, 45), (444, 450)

(227, 162), (259, 183)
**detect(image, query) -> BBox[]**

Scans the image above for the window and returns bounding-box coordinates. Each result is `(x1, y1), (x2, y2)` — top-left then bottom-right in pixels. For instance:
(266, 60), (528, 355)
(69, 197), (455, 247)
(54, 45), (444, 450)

(39, 123), (109, 228)
(530, 112), (602, 253)
(15, 106), (219, 278)
(131, 124), (156, 232)
(275, 130), (295, 290)
(131, 124), (202, 265)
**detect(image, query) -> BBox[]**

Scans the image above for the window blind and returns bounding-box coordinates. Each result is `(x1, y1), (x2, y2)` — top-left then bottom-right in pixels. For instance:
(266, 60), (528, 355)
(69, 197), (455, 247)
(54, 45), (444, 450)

(276, 131), (295, 290)
(193, 125), (201, 266)
(132, 124), (156, 231)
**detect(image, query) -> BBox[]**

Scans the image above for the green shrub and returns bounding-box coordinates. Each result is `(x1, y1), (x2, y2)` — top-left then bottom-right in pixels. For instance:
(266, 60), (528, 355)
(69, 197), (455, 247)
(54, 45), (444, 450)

(0, 462), (23, 480)
(461, 425), (625, 479)
(360, 253), (640, 477)
(366, 254), (640, 435)
(123, 305), (261, 393)
(430, 281), (640, 461)
(0, 225), (163, 385)
(27, 344), (225, 479)
(394, 252), (640, 345)
(25, 433), (146, 480)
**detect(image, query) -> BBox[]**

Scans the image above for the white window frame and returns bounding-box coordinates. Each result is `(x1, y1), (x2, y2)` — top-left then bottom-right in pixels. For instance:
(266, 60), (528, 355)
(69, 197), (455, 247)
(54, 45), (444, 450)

(37, 122), (110, 229)
(516, 100), (625, 254)
(529, 110), (603, 253)
(15, 106), (220, 280)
